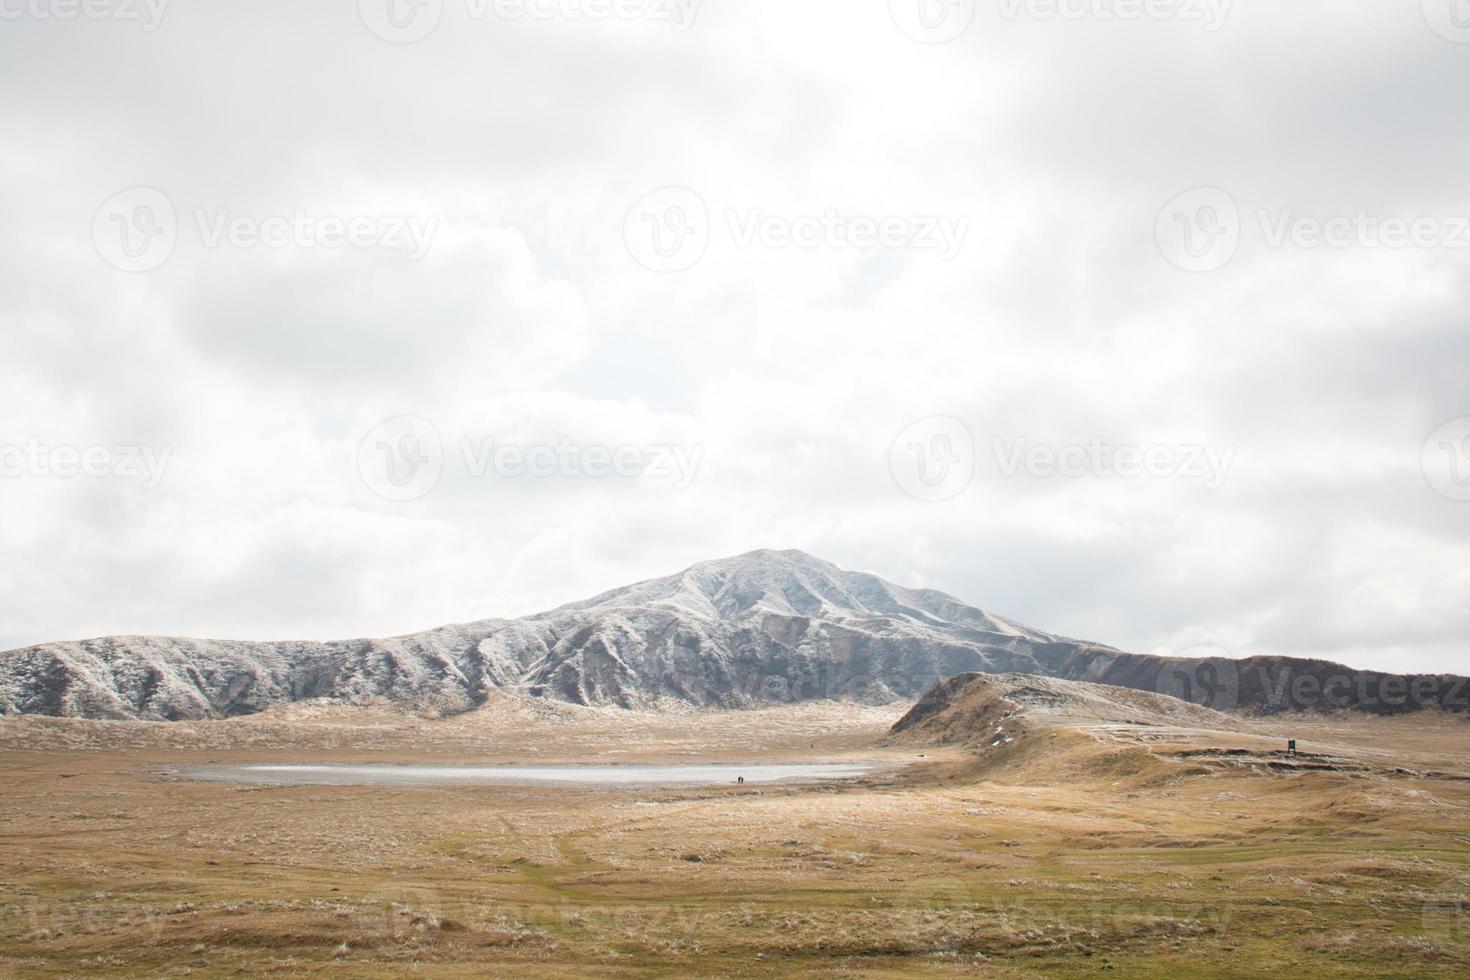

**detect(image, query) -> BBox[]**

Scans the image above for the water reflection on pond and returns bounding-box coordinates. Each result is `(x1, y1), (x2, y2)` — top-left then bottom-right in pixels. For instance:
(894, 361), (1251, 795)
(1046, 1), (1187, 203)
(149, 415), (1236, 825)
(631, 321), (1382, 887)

(179, 763), (876, 787)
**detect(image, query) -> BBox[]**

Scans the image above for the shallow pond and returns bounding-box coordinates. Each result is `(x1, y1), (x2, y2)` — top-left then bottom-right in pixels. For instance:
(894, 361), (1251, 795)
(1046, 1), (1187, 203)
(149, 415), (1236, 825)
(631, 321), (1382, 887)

(179, 763), (875, 788)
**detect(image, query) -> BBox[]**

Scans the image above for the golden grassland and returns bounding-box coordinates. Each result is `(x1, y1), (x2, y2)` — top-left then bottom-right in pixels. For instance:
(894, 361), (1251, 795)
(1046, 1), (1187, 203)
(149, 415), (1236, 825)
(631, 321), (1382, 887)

(0, 700), (1467, 978)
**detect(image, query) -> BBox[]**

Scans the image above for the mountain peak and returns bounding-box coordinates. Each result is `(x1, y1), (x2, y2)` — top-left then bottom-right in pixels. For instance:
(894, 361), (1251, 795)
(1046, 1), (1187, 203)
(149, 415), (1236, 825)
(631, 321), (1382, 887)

(709, 548), (828, 565)
(540, 548), (988, 628)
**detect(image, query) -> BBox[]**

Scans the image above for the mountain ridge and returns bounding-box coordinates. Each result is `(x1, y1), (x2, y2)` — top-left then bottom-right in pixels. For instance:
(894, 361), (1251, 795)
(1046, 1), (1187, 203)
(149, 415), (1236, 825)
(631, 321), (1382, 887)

(1, 550), (1465, 721)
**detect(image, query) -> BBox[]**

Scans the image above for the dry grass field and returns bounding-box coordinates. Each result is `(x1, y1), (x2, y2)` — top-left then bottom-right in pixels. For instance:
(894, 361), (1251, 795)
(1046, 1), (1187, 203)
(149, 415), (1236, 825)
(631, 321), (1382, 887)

(1, 696), (1467, 978)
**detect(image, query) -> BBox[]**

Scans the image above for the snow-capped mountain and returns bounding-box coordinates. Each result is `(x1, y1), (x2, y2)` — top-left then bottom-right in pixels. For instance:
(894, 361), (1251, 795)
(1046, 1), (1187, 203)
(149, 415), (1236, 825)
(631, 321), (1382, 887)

(1, 550), (1464, 720)
(0, 550), (1107, 720)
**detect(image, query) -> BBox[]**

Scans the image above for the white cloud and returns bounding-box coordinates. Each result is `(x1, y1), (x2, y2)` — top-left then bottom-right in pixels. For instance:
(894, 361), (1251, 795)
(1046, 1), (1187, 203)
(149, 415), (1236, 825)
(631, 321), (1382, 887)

(0, 0), (1466, 676)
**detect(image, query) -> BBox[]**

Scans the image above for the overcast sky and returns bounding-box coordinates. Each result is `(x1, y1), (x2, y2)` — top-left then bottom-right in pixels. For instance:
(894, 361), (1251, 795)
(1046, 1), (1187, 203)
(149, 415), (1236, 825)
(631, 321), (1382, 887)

(1, 1), (1467, 674)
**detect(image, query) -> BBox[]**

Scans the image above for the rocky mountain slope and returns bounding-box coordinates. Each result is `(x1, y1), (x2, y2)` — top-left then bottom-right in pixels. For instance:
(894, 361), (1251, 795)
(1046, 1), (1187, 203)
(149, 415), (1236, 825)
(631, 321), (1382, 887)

(889, 671), (1470, 790)
(888, 672), (1248, 748)
(1, 550), (1466, 721)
